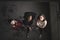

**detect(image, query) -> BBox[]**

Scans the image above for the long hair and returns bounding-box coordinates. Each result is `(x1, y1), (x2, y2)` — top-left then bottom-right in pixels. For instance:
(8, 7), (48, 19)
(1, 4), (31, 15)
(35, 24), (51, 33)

(23, 12), (36, 25)
(24, 12), (36, 21)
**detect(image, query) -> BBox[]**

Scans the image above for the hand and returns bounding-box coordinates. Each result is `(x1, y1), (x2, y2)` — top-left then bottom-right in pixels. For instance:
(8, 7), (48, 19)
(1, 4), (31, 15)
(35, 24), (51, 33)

(29, 27), (32, 31)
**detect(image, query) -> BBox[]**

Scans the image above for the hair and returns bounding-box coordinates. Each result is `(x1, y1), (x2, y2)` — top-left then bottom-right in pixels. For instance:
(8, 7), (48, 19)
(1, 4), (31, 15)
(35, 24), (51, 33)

(24, 12), (36, 21)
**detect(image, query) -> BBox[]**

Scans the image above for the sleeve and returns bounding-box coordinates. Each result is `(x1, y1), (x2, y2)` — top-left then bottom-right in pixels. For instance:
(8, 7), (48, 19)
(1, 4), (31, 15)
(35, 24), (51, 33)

(42, 20), (47, 28)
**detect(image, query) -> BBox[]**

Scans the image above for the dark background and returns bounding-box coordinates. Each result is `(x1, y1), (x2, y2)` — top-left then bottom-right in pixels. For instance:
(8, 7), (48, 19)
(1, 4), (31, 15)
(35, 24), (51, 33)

(0, 1), (59, 40)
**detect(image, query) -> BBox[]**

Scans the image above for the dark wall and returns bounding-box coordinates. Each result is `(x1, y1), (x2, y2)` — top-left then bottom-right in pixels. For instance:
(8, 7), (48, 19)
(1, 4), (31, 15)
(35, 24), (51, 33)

(1, 1), (60, 40)
(6, 1), (49, 19)
(50, 2), (59, 40)
(0, 1), (50, 40)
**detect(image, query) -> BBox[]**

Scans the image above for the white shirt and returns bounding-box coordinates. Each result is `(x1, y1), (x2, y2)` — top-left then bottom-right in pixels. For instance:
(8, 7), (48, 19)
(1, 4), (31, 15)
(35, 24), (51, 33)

(37, 20), (47, 28)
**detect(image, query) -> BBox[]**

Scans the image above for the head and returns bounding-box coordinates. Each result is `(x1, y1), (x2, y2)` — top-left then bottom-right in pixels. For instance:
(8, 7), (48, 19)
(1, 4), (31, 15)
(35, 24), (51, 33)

(37, 14), (46, 21)
(24, 12), (36, 22)
(11, 19), (17, 25)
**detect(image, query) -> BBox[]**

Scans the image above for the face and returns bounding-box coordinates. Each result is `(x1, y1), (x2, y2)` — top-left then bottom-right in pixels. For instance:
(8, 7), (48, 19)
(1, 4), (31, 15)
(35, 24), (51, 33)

(40, 15), (45, 21)
(28, 16), (32, 21)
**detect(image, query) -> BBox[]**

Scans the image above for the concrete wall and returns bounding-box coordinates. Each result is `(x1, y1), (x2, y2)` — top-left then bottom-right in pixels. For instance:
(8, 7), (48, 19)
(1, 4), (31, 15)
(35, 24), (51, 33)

(50, 2), (59, 40)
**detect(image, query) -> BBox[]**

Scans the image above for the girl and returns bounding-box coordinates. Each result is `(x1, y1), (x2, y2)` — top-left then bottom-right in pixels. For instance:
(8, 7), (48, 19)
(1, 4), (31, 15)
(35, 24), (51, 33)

(36, 14), (48, 40)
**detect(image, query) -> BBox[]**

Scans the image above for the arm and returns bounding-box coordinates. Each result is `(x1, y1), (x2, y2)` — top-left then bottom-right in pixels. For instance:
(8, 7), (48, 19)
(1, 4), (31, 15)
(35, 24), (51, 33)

(42, 20), (47, 28)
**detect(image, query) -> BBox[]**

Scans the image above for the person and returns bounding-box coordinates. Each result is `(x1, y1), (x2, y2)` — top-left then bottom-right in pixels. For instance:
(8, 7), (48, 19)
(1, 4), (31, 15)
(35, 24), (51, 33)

(10, 19), (23, 30)
(36, 14), (48, 40)
(23, 12), (36, 38)
(23, 12), (36, 31)
(36, 14), (47, 28)
(10, 19), (23, 37)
